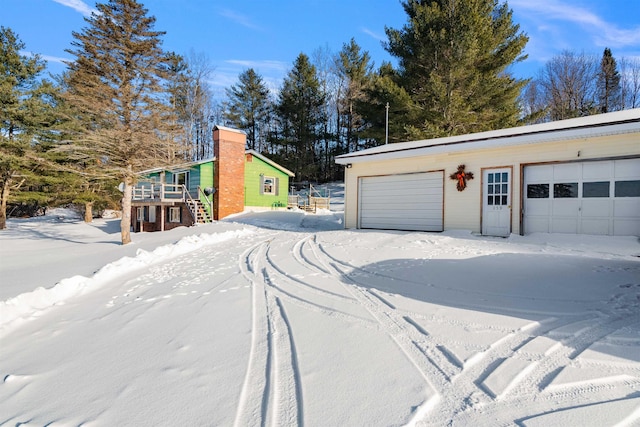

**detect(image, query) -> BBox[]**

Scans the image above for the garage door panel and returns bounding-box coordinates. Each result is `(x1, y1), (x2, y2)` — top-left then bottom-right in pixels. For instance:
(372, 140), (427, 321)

(525, 165), (552, 182)
(359, 172), (443, 232)
(363, 188), (442, 198)
(614, 199), (640, 217)
(552, 200), (580, 216)
(525, 217), (549, 234)
(615, 159), (640, 178)
(583, 161), (612, 180)
(525, 199), (550, 216)
(614, 220), (640, 236)
(361, 209), (442, 219)
(554, 163), (581, 180)
(581, 199), (612, 217)
(580, 219), (610, 235)
(551, 218), (578, 233)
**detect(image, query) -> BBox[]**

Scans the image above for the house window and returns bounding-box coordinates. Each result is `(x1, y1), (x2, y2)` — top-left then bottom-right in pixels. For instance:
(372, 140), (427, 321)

(173, 171), (189, 187)
(169, 207), (181, 223)
(262, 176), (276, 195)
(137, 207), (145, 221)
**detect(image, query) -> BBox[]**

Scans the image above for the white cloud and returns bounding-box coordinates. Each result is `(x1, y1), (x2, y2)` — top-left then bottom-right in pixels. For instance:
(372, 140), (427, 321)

(510, 0), (640, 48)
(225, 59), (289, 73)
(41, 54), (69, 65)
(217, 9), (261, 31)
(52, 0), (97, 16)
(361, 27), (385, 42)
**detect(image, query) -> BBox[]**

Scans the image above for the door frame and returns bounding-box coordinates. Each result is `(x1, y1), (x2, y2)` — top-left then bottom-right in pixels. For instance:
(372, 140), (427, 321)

(481, 166), (513, 236)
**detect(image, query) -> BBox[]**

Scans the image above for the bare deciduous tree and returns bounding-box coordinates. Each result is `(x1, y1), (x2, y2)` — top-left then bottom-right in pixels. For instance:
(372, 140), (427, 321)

(539, 50), (598, 120)
(620, 57), (640, 109)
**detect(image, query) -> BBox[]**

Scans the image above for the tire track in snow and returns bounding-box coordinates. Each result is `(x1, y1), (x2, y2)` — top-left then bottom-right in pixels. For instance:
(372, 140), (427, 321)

(311, 237), (640, 426)
(234, 241), (302, 427)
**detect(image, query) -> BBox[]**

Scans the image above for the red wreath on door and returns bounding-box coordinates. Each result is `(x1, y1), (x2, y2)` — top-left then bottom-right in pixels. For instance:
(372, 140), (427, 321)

(449, 164), (474, 191)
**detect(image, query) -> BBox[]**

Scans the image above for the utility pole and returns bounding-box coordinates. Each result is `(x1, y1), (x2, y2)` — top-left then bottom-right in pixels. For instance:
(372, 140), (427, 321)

(385, 102), (389, 144)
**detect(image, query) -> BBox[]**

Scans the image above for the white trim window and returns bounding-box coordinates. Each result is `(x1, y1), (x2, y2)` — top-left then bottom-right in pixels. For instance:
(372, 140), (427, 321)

(169, 206), (181, 223)
(262, 176), (276, 195)
(173, 171), (189, 187)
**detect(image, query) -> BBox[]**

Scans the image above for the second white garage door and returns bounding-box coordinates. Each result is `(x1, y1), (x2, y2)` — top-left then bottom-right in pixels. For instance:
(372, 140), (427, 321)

(358, 172), (443, 231)
(524, 158), (640, 236)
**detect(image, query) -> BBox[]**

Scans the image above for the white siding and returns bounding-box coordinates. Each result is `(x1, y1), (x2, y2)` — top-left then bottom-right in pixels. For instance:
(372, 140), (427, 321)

(342, 132), (639, 236)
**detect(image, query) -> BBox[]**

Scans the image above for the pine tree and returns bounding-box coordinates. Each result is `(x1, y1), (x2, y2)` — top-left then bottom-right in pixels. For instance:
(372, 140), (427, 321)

(385, 0), (529, 138)
(357, 62), (415, 145)
(276, 53), (326, 181)
(597, 48), (622, 113)
(335, 38), (374, 153)
(223, 68), (271, 152)
(63, 0), (180, 244)
(0, 27), (63, 229)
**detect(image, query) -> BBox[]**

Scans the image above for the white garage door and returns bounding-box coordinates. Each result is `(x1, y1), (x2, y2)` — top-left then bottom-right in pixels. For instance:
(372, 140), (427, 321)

(358, 172), (443, 231)
(524, 158), (640, 236)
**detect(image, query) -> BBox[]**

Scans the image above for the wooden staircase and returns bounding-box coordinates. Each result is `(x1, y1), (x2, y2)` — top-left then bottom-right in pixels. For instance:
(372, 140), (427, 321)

(186, 198), (212, 224)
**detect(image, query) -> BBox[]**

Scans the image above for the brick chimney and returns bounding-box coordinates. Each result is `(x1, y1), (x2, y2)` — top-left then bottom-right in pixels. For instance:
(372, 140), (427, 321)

(213, 126), (246, 220)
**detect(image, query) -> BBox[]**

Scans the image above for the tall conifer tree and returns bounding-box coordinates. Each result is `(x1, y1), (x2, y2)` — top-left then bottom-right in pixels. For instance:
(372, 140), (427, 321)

(597, 48), (622, 113)
(276, 54), (326, 181)
(385, 0), (529, 138)
(0, 27), (63, 229)
(64, 0), (179, 244)
(223, 69), (271, 152)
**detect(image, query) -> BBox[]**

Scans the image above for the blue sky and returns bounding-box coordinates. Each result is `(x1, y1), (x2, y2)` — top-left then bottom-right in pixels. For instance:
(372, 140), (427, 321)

(4, 0), (640, 99)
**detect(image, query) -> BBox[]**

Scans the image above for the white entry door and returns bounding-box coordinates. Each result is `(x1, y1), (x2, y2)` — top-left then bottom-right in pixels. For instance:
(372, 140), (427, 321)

(482, 168), (512, 236)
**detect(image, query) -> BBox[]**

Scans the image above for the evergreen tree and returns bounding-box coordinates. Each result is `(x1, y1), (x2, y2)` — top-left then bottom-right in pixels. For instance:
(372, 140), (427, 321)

(597, 48), (621, 113)
(385, 0), (529, 138)
(63, 0), (180, 244)
(335, 38), (374, 153)
(223, 68), (271, 152)
(357, 62), (415, 145)
(0, 27), (63, 229)
(276, 53), (326, 181)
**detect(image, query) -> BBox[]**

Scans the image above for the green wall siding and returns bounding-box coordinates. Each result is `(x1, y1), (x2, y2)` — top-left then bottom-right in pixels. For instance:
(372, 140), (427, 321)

(197, 162), (214, 217)
(244, 156), (290, 207)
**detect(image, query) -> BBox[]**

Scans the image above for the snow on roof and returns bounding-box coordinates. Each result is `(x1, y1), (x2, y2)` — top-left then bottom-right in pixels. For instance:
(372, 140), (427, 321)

(213, 125), (246, 135)
(335, 109), (640, 164)
(137, 151), (295, 177)
(246, 149), (295, 177)
(137, 157), (216, 175)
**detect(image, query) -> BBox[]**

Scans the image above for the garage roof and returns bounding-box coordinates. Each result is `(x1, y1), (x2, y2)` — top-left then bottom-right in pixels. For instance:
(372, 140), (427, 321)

(335, 109), (640, 164)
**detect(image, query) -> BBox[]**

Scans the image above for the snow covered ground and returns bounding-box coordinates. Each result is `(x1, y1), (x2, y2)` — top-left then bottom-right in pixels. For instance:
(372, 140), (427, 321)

(1, 185), (640, 426)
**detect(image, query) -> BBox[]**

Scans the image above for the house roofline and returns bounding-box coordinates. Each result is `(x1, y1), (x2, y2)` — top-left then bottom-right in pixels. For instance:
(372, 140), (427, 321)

(137, 151), (295, 178)
(246, 150), (295, 177)
(335, 109), (640, 164)
(214, 125), (246, 135)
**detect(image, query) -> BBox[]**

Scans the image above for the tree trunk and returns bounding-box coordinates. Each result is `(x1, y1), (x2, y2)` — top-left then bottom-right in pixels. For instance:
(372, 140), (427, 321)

(120, 175), (133, 245)
(0, 178), (9, 230)
(84, 202), (94, 223)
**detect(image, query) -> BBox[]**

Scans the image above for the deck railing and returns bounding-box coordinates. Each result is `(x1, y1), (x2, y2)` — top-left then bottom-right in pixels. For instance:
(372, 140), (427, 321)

(132, 183), (186, 202)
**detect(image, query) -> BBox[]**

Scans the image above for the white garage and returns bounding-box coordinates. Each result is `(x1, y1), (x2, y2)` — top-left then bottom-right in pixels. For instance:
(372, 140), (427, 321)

(524, 158), (640, 236)
(337, 109), (640, 237)
(358, 171), (443, 231)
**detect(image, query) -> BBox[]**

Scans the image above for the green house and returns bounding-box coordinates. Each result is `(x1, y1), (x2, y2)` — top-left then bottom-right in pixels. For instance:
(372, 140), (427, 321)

(131, 126), (294, 232)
